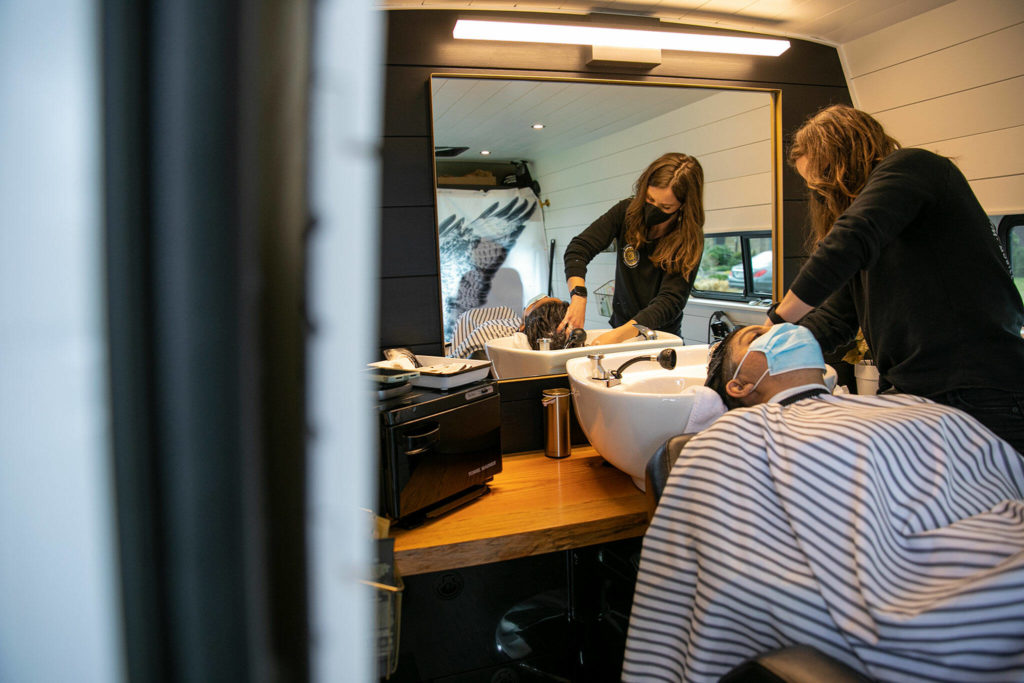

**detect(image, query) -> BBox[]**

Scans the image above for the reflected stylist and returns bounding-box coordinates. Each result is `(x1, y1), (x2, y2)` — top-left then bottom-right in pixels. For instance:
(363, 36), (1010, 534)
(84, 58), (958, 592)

(557, 153), (705, 346)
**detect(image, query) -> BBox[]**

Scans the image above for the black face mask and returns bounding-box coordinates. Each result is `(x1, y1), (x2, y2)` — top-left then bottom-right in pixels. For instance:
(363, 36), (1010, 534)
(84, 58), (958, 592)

(644, 203), (676, 228)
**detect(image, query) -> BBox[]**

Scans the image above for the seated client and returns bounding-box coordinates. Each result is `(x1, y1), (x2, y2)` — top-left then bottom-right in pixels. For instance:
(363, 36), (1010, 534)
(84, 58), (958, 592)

(449, 296), (585, 360)
(622, 323), (1024, 682)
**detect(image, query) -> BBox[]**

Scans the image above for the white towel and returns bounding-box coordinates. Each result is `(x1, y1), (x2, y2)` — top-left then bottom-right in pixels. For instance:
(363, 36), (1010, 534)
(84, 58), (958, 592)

(510, 332), (531, 349)
(381, 357), (417, 371)
(682, 385), (727, 433)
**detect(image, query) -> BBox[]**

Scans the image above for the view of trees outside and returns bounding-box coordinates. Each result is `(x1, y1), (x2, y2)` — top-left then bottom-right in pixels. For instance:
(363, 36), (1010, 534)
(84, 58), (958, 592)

(694, 233), (772, 297)
(695, 235), (742, 293)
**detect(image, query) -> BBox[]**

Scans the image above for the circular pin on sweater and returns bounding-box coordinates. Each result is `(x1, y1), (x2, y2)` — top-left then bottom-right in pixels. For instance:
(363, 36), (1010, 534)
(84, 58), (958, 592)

(622, 245), (639, 268)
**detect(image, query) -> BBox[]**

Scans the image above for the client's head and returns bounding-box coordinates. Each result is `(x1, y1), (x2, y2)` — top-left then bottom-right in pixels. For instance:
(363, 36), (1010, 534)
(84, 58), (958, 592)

(521, 297), (585, 351)
(705, 323), (826, 408)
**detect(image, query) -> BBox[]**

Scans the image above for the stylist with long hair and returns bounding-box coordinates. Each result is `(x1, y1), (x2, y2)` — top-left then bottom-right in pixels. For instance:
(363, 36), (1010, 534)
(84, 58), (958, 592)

(768, 104), (1024, 453)
(558, 152), (705, 346)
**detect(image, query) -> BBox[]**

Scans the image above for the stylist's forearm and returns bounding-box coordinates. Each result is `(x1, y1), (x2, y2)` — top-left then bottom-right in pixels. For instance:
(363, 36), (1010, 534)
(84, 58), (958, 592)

(591, 323), (636, 346)
(775, 292), (813, 322)
(567, 276), (585, 291)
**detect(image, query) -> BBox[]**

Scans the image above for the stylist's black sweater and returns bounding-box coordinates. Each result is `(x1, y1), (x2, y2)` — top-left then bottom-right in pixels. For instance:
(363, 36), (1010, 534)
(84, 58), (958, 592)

(797, 148), (1024, 396)
(564, 198), (697, 335)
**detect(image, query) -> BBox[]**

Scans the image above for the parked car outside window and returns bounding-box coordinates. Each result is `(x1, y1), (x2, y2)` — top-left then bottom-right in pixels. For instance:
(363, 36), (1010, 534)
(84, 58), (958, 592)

(694, 232), (772, 300)
(728, 249), (772, 292)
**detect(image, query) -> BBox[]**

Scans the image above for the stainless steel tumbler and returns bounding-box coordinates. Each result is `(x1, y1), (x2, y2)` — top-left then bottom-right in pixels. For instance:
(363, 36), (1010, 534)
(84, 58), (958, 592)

(542, 388), (571, 459)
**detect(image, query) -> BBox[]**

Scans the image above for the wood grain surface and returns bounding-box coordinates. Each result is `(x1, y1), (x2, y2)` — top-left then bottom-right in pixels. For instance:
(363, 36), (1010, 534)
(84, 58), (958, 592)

(391, 447), (649, 576)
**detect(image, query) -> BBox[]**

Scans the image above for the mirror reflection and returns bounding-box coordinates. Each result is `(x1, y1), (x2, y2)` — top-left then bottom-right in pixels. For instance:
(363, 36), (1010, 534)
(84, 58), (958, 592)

(431, 75), (777, 378)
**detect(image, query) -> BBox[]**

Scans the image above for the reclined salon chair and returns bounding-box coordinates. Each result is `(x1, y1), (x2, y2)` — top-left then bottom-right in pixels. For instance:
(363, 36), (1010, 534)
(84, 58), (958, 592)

(644, 435), (872, 683)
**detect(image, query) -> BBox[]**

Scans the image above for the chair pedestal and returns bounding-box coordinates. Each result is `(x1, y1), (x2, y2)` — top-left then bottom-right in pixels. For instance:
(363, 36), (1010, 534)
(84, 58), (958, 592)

(494, 540), (641, 681)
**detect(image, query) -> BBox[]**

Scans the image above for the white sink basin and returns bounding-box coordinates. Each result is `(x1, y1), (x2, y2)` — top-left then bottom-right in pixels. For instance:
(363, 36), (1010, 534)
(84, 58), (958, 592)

(567, 345), (837, 490)
(566, 345), (708, 490)
(484, 329), (683, 379)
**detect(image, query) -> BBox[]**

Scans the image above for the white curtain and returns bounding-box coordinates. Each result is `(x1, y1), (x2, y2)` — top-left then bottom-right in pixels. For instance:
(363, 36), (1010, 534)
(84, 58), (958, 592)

(436, 187), (547, 342)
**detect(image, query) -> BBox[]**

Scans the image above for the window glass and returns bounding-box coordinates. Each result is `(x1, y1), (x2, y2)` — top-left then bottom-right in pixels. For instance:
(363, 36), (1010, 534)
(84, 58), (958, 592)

(694, 231), (772, 300)
(748, 235), (773, 297)
(695, 235), (742, 294)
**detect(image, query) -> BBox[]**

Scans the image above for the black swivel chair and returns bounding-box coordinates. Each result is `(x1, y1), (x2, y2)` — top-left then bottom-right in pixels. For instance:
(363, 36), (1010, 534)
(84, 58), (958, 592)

(644, 436), (873, 683)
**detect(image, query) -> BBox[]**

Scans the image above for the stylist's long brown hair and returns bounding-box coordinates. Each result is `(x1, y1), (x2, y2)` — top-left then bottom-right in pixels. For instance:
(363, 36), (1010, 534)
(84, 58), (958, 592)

(624, 153), (705, 276)
(788, 104), (900, 244)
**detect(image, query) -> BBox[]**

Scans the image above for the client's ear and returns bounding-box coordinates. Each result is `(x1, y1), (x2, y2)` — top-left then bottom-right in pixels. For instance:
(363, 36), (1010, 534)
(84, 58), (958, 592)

(725, 378), (756, 400)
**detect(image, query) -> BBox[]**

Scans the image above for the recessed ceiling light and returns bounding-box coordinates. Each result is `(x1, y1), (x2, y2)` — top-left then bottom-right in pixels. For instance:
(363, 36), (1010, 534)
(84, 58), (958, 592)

(453, 19), (790, 57)
(532, 123), (545, 130)
(480, 150), (491, 156)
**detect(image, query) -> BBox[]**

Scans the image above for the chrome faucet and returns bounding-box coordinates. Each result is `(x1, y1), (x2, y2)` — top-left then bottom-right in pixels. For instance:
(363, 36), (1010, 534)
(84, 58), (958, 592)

(589, 348), (677, 387)
(633, 323), (657, 340)
(589, 353), (618, 386)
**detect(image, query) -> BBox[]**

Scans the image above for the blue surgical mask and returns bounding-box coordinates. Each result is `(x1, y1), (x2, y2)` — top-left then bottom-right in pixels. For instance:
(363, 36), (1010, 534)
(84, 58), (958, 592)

(731, 323), (825, 392)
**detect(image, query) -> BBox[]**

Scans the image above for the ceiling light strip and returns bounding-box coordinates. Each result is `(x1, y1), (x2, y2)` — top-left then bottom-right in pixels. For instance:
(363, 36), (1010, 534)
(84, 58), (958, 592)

(453, 19), (790, 57)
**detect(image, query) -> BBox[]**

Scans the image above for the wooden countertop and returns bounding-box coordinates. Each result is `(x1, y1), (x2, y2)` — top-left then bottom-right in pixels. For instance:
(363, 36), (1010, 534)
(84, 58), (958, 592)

(390, 446), (649, 576)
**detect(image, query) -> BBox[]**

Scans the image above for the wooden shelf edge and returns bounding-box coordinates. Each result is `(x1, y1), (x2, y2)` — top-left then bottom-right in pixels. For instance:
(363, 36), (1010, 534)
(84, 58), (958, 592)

(395, 513), (648, 576)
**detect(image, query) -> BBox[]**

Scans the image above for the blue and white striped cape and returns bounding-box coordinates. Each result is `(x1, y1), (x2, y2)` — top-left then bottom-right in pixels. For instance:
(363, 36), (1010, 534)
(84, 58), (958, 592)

(449, 306), (520, 359)
(622, 393), (1024, 682)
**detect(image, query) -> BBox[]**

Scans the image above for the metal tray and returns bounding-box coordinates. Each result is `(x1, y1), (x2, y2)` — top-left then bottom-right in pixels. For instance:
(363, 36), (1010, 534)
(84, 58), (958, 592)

(369, 355), (492, 390)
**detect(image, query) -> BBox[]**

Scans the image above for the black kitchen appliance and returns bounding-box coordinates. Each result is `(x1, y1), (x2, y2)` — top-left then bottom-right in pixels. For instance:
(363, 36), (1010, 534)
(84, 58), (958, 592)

(378, 379), (502, 527)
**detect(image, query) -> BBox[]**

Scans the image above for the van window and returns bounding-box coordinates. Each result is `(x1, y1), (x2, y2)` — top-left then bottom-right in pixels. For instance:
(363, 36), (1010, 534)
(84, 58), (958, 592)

(997, 215), (1024, 303)
(694, 231), (772, 301)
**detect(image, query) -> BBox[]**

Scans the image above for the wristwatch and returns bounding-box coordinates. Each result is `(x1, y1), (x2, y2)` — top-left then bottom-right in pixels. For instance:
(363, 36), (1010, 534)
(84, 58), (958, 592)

(569, 285), (588, 299)
(766, 302), (786, 324)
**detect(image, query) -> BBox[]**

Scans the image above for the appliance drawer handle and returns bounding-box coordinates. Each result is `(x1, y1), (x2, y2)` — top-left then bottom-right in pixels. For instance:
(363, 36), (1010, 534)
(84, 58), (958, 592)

(404, 424), (440, 455)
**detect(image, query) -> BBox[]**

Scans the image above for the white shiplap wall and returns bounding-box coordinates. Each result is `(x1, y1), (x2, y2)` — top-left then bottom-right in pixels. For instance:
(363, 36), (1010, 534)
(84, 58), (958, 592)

(840, 0), (1024, 214)
(533, 89), (773, 330)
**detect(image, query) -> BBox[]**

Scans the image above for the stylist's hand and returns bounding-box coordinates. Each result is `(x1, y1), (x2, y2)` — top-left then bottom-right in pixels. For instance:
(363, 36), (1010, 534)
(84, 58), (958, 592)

(591, 322), (641, 346)
(557, 296), (587, 333)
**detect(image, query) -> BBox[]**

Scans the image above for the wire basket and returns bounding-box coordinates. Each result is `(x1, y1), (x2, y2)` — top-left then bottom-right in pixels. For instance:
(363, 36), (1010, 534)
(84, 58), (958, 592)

(594, 280), (614, 318)
(371, 571), (403, 678)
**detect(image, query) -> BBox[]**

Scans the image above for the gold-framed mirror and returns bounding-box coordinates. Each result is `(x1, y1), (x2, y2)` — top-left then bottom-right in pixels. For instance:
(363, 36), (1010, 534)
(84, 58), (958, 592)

(431, 74), (781, 378)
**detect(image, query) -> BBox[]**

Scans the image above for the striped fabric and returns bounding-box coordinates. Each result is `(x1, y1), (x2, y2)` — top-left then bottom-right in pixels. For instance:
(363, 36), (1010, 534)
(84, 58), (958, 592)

(623, 393), (1024, 682)
(449, 306), (520, 359)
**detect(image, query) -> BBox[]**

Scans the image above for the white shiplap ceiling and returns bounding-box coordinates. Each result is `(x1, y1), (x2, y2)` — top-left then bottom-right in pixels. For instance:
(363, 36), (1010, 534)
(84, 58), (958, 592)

(379, 0), (954, 47)
(431, 77), (718, 162)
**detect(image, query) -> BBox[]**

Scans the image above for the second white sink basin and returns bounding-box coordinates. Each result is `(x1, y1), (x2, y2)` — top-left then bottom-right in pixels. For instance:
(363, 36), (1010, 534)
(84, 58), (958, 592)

(567, 345), (836, 490)
(485, 329), (683, 379)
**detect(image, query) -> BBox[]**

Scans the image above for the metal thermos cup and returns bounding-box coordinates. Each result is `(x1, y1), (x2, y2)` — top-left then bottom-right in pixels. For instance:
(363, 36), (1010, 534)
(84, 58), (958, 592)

(542, 388), (571, 459)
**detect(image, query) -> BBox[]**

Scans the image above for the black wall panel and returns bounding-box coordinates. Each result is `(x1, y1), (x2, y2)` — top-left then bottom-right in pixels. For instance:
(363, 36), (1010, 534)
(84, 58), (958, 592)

(378, 9), (853, 352)
(782, 199), (812, 256)
(383, 66), (432, 137)
(380, 136), (435, 207)
(381, 206), (439, 278)
(782, 256), (810, 295)
(379, 275), (443, 350)
(778, 84), (854, 200)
